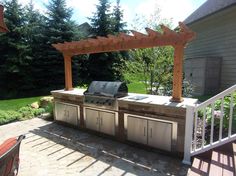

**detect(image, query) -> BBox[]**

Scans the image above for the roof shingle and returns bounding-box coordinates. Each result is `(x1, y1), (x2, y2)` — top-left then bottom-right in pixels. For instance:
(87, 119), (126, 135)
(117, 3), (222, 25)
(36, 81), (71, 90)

(184, 0), (236, 25)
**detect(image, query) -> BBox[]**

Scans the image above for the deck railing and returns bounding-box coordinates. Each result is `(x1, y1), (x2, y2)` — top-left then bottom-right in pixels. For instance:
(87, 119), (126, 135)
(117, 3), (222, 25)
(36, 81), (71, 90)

(182, 84), (236, 165)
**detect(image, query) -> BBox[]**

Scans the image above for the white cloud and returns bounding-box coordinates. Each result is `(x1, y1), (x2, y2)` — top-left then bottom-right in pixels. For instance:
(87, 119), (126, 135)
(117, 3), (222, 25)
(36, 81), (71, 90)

(67, 0), (98, 23)
(134, 0), (206, 27)
(120, 3), (132, 25)
(17, 0), (206, 28)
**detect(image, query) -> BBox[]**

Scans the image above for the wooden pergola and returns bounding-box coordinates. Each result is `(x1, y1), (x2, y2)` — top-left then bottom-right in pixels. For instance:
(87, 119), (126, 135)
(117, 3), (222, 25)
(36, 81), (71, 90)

(53, 22), (195, 102)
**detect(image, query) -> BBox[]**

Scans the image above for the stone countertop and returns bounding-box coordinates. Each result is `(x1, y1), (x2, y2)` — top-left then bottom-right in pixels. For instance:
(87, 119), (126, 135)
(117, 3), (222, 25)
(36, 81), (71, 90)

(118, 93), (198, 108)
(51, 89), (198, 108)
(51, 88), (86, 96)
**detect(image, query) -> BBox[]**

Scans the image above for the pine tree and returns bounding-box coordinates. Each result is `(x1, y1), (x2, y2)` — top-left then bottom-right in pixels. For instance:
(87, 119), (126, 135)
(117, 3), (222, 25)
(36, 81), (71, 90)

(90, 0), (112, 36)
(85, 0), (126, 83)
(112, 0), (126, 34)
(24, 0), (44, 48)
(111, 0), (128, 62)
(31, 0), (78, 94)
(0, 0), (31, 98)
(23, 1), (48, 95)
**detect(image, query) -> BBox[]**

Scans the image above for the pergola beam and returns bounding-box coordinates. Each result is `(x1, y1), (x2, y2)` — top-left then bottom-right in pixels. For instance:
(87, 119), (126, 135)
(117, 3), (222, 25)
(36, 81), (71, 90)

(57, 37), (188, 56)
(52, 22), (196, 102)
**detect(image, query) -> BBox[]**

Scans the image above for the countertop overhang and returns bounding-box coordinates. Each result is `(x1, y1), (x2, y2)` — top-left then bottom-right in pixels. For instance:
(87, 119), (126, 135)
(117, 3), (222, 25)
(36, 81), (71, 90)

(118, 93), (198, 108)
(51, 89), (198, 108)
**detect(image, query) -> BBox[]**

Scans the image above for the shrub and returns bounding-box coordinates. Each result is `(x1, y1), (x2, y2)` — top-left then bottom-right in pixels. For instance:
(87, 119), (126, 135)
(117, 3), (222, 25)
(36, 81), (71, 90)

(0, 96), (54, 126)
(214, 94), (236, 130)
(159, 79), (194, 97)
(18, 106), (45, 120)
(182, 80), (194, 98)
(0, 110), (22, 125)
(198, 92), (236, 131)
(38, 96), (54, 118)
(39, 97), (53, 108)
(43, 103), (53, 114)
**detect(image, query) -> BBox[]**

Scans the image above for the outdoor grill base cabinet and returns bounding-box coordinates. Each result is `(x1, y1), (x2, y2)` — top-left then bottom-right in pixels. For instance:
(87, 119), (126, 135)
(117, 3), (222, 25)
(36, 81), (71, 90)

(127, 116), (147, 145)
(148, 120), (172, 151)
(54, 102), (80, 126)
(85, 108), (116, 136)
(52, 88), (199, 155)
(127, 115), (172, 151)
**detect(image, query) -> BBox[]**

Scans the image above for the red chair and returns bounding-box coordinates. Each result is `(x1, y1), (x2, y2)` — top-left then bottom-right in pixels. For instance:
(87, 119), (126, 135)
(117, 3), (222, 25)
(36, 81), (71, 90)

(0, 135), (25, 176)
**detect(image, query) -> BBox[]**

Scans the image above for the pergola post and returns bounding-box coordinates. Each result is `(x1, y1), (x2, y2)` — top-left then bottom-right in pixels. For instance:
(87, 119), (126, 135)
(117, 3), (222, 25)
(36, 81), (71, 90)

(63, 54), (73, 91)
(171, 45), (184, 102)
(0, 5), (9, 32)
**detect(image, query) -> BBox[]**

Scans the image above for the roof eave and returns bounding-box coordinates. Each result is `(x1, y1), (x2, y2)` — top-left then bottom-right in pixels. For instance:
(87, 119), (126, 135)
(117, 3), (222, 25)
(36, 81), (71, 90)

(185, 3), (236, 26)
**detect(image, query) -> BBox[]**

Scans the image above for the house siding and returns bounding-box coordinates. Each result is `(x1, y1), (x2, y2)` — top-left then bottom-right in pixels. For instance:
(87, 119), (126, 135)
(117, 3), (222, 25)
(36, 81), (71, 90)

(184, 5), (236, 91)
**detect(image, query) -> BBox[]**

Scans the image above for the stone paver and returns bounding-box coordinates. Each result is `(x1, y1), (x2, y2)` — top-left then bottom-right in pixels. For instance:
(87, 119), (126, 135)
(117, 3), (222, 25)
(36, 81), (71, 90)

(0, 118), (189, 176)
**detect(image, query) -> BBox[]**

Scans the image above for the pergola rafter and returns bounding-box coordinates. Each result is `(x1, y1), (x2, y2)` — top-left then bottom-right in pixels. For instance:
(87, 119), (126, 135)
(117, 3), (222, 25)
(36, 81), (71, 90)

(53, 22), (196, 102)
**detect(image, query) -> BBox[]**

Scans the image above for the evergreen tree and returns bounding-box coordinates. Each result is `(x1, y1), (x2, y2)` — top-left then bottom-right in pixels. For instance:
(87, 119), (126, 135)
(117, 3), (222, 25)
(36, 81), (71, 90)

(31, 0), (78, 94)
(90, 0), (112, 36)
(84, 0), (126, 84)
(24, 0), (44, 48)
(0, 0), (31, 98)
(112, 0), (126, 34)
(24, 1), (49, 95)
(111, 0), (128, 61)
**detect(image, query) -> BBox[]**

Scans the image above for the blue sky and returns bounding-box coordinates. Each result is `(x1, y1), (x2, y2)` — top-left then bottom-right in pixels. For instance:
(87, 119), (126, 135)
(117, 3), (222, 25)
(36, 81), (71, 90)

(18, 0), (206, 27)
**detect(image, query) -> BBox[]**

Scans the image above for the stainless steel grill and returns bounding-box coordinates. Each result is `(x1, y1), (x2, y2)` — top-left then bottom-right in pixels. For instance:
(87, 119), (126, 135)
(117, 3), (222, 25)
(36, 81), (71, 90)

(84, 81), (128, 110)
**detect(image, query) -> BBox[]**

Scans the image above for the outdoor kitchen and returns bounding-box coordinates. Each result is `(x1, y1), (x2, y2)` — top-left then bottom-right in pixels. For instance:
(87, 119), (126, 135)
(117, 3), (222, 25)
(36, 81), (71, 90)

(51, 80), (198, 156)
(51, 22), (198, 157)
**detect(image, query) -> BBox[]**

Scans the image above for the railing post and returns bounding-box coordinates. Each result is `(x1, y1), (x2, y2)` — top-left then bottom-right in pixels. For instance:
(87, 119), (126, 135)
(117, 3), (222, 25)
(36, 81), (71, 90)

(182, 105), (195, 165)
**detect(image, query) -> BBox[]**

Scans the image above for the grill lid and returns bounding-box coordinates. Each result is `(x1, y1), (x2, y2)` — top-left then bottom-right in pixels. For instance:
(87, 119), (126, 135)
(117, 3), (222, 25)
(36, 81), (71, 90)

(84, 81), (128, 98)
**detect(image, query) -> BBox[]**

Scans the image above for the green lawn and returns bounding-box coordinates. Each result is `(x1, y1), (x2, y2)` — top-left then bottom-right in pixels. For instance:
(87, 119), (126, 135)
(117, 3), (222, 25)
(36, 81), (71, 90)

(127, 82), (147, 94)
(0, 96), (43, 111)
(77, 82), (147, 94)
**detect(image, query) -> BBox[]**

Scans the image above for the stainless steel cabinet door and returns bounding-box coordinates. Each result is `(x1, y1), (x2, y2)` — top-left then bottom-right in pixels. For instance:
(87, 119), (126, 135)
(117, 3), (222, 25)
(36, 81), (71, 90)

(99, 111), (115, 136)
(148, 120), (172, 151)
(127, 116), (147, 145)
(66, 105), (78, 126)
(85, 108), (99, 132)
(55, 102), (67, 122)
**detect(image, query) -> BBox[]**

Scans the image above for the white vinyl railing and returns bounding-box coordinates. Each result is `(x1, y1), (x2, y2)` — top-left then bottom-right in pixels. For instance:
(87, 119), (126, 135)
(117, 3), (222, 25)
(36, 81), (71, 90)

(182, 84), (236, 165)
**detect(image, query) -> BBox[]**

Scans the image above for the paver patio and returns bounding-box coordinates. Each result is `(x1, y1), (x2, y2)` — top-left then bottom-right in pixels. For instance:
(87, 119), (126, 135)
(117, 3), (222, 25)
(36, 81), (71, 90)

(0, 118), (189, 176)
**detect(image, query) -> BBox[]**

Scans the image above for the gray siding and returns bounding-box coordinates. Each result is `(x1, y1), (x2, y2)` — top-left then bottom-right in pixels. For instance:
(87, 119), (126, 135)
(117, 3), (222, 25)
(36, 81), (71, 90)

(185, 5), (236, 91)
(184, 57), (221, 96)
